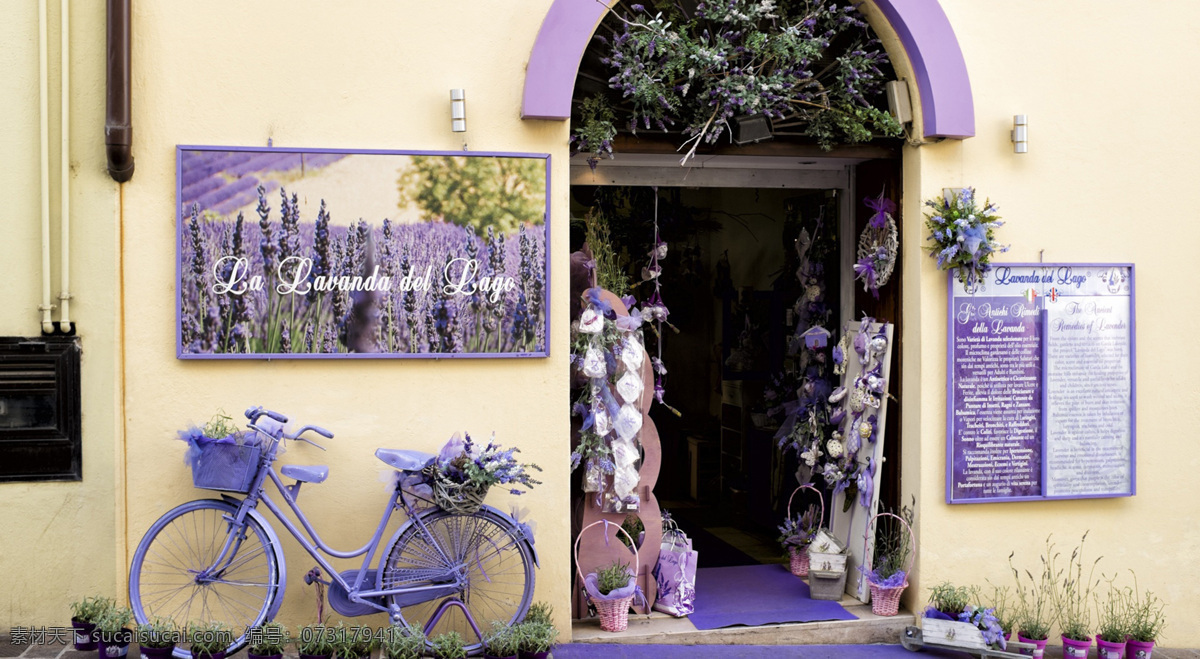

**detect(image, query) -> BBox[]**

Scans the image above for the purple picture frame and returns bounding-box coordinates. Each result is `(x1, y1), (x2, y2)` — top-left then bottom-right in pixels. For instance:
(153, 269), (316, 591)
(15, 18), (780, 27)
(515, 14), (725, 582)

(175, 145), (551, 360)
(945, 263), (1136, 504)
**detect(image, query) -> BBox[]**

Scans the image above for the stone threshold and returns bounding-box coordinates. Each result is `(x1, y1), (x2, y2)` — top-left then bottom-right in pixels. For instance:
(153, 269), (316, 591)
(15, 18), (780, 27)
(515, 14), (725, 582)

(571, 595), (914, 646)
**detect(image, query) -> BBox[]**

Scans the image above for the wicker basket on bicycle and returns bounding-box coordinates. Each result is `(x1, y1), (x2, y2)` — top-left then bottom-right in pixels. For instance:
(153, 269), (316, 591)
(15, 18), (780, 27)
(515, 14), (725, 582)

(423, 465), (489, 515)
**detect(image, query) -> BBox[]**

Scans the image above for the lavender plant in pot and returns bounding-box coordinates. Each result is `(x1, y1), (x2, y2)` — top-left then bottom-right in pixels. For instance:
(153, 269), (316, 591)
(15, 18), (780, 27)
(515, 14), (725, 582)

(1095, 579), (1130, 659)
(777, 504), (819, 577)
(430, 631), (466, 659)
(1125, 578), (1166, 659)
(379, 624), (425, 659)
(1049, 533), (1101, 659)
(186, 621), (233, 659)
(95, 606), (134, 659)
(1009, 542), (1058, 656)
(295, 624), (335, 659)
(135, 617), (179, 659)
(332, 623), (375, 659)
(482, 622), (519, 659)
(246, 621), (290, 659)
(70, 596), (114, 651)
(512, 621), (557, 659)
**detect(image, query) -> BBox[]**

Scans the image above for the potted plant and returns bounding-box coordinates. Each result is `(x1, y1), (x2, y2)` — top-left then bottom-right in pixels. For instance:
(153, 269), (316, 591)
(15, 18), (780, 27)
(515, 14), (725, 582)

(70, 596), (114, 651)
(777, 503), (819, 577)
(186, 620), (233, 659)
(430, 631), (466, 659)
(246, 621), (290, 659)
(583, 559), (641, 632)
(136, 616), (180, 659)
(482, 621), (519, 659)
(523, 602), (553, 626)
(1125, 577), (1166, 659)
(1009, 541), (1058, 656)
(1095, 579), (1130, 659)
(859, 504), (915, 616)
(296, 624), (336, 659)
(332, 623), (375, 659)
(512, 621), (558, 659)
(95, 606), (134, 659)
(427, 432), (542, 515)
(379, 624), (425, 659)
(985, 583), (1018, 641)
(1050, 533), (1101, 658)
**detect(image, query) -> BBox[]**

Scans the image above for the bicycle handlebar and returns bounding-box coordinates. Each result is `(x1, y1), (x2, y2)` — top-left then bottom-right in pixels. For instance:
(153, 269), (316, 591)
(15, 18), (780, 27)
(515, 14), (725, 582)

(244, 406), (334, 450)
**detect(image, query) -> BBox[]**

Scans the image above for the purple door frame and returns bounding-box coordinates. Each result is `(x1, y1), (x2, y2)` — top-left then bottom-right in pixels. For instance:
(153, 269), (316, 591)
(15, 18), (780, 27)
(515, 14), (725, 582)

(520, 0), (975, 140)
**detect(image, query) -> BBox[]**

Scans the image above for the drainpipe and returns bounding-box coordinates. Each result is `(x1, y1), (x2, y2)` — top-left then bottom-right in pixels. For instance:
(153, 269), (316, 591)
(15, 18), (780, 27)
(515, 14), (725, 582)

(39, 0), (55, 334)
(106, 0), (133, 183)
(60, 0), (72, 333)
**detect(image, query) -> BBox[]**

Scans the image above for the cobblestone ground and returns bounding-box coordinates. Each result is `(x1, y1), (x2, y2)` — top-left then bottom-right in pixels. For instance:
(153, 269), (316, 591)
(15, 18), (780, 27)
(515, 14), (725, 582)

(3, 636), (1200, 659)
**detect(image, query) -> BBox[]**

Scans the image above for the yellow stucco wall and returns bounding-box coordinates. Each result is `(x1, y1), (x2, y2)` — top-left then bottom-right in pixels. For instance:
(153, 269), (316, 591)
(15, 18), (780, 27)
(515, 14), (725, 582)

(3, 0), (1198, 647)
(897, 0), (1200, 643)
(0, 0), (121, 628)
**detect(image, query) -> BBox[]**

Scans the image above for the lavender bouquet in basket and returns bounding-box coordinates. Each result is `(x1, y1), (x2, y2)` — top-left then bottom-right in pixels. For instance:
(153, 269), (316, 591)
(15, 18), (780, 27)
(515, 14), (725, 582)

(428, 432), (542, 514)
(179, 410), (262, 493)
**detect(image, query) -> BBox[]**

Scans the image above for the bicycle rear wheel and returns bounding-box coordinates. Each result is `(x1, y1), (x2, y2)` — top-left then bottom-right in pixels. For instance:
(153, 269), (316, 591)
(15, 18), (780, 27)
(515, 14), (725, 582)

(379, 507), (535, 652)
(129, 499), (280, 658)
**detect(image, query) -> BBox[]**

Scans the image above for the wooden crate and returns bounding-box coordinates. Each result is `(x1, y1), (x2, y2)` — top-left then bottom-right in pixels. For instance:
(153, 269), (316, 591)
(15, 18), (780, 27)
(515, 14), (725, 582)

(921, 618), (989, 651)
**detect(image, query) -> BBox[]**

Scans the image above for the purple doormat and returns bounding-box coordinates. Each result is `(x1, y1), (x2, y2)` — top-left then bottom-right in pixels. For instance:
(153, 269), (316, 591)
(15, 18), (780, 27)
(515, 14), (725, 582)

(688, 564), (858, 630)
(555, 644), (974, 658)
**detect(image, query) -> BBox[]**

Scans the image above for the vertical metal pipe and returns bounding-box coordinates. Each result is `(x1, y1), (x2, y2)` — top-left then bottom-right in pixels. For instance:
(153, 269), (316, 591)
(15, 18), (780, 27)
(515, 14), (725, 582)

(39, 0), (55, 334)
(60, 0), (72, 332)
(105, 0), (133, 182)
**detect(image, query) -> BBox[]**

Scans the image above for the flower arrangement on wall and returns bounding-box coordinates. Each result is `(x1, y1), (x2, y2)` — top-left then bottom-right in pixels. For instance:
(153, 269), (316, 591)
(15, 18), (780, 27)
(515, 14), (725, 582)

(924, 187), (1008, 291)
(574, 0), (902, 164)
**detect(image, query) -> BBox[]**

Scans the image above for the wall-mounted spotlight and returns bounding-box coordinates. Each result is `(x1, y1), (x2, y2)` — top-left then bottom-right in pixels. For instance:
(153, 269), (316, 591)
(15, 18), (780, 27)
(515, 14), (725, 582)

(1011, 114), (1027, 153)
(451, 89), (466, 132)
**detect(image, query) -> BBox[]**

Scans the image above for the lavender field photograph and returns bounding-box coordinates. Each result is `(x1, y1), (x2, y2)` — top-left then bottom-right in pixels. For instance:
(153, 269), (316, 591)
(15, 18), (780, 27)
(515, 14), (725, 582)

(176, 146), (549, 358)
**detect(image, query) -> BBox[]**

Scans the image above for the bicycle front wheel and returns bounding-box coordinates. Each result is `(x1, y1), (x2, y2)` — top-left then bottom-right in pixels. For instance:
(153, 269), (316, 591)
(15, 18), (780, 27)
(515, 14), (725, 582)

(380, 507), (535, 651)
(129, 499), (280, 658)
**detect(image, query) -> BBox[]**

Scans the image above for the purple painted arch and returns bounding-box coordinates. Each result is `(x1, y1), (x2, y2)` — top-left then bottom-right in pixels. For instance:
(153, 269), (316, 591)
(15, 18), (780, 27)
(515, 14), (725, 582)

(521, 0), (975, 140)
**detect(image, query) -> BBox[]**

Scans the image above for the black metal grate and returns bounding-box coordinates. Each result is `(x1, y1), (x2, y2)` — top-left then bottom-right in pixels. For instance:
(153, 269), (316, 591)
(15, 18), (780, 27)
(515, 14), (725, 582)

(0, 337), (81, 481)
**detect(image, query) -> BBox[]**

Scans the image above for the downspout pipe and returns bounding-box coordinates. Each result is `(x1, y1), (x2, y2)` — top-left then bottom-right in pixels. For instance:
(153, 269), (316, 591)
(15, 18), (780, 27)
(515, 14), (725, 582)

(60, 0), (73, 333)
(39, 0), (55, 334)
(105, 0), (133, 183)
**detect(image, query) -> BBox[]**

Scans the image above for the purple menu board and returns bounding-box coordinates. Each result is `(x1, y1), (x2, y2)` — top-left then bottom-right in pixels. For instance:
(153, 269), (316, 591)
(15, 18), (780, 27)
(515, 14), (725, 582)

(946, 264), (1135, 503)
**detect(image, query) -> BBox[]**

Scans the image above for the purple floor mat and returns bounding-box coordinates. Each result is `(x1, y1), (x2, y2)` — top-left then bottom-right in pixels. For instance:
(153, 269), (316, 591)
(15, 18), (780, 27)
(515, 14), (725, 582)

(555, 644), (975, 658)
(688, 564), (858, 630)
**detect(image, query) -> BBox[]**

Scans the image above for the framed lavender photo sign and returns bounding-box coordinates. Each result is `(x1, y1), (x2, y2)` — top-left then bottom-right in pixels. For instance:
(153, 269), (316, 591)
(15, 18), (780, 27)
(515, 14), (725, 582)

(176, 146), (550, 359)
(946, 264), (1135, 503)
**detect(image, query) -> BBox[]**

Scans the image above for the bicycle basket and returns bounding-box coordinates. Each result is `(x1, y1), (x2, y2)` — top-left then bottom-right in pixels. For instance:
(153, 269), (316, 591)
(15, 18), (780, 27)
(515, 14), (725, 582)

(423, 466), (489, 515)
(186, 434), (262, 493)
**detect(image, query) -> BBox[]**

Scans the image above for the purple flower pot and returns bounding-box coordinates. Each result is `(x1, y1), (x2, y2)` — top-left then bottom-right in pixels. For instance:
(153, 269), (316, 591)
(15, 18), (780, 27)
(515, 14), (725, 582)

(247, 654), (283, 659)
(1097, 637), (1127, 659)
(191, 652), (226, 659)
(299, 654), (331, 659)
(484, 654), (518, 659)
(1017, 634), (1049, 658)
(1062, 635), (1092, 658)
(1126, 638), (1155, 659)
(139, 646), (175, 659)
(72, 619), (98, 651)
(97, 639), (130, 659)
(519, 651), (551, 659)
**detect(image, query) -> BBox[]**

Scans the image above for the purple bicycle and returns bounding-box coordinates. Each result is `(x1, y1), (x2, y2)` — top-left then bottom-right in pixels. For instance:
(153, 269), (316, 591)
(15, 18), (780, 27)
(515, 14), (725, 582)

(128, 407), (537, 657)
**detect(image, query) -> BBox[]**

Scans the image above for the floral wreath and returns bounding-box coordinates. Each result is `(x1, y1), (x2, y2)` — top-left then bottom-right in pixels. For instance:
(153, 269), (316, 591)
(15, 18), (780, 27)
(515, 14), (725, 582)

(854, 190), (899, 299)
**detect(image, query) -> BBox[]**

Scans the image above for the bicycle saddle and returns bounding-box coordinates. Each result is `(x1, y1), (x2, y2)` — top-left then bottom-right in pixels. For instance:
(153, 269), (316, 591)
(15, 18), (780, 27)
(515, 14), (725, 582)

(280, 464), (329, 483)
(375, 448), (435, 473)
